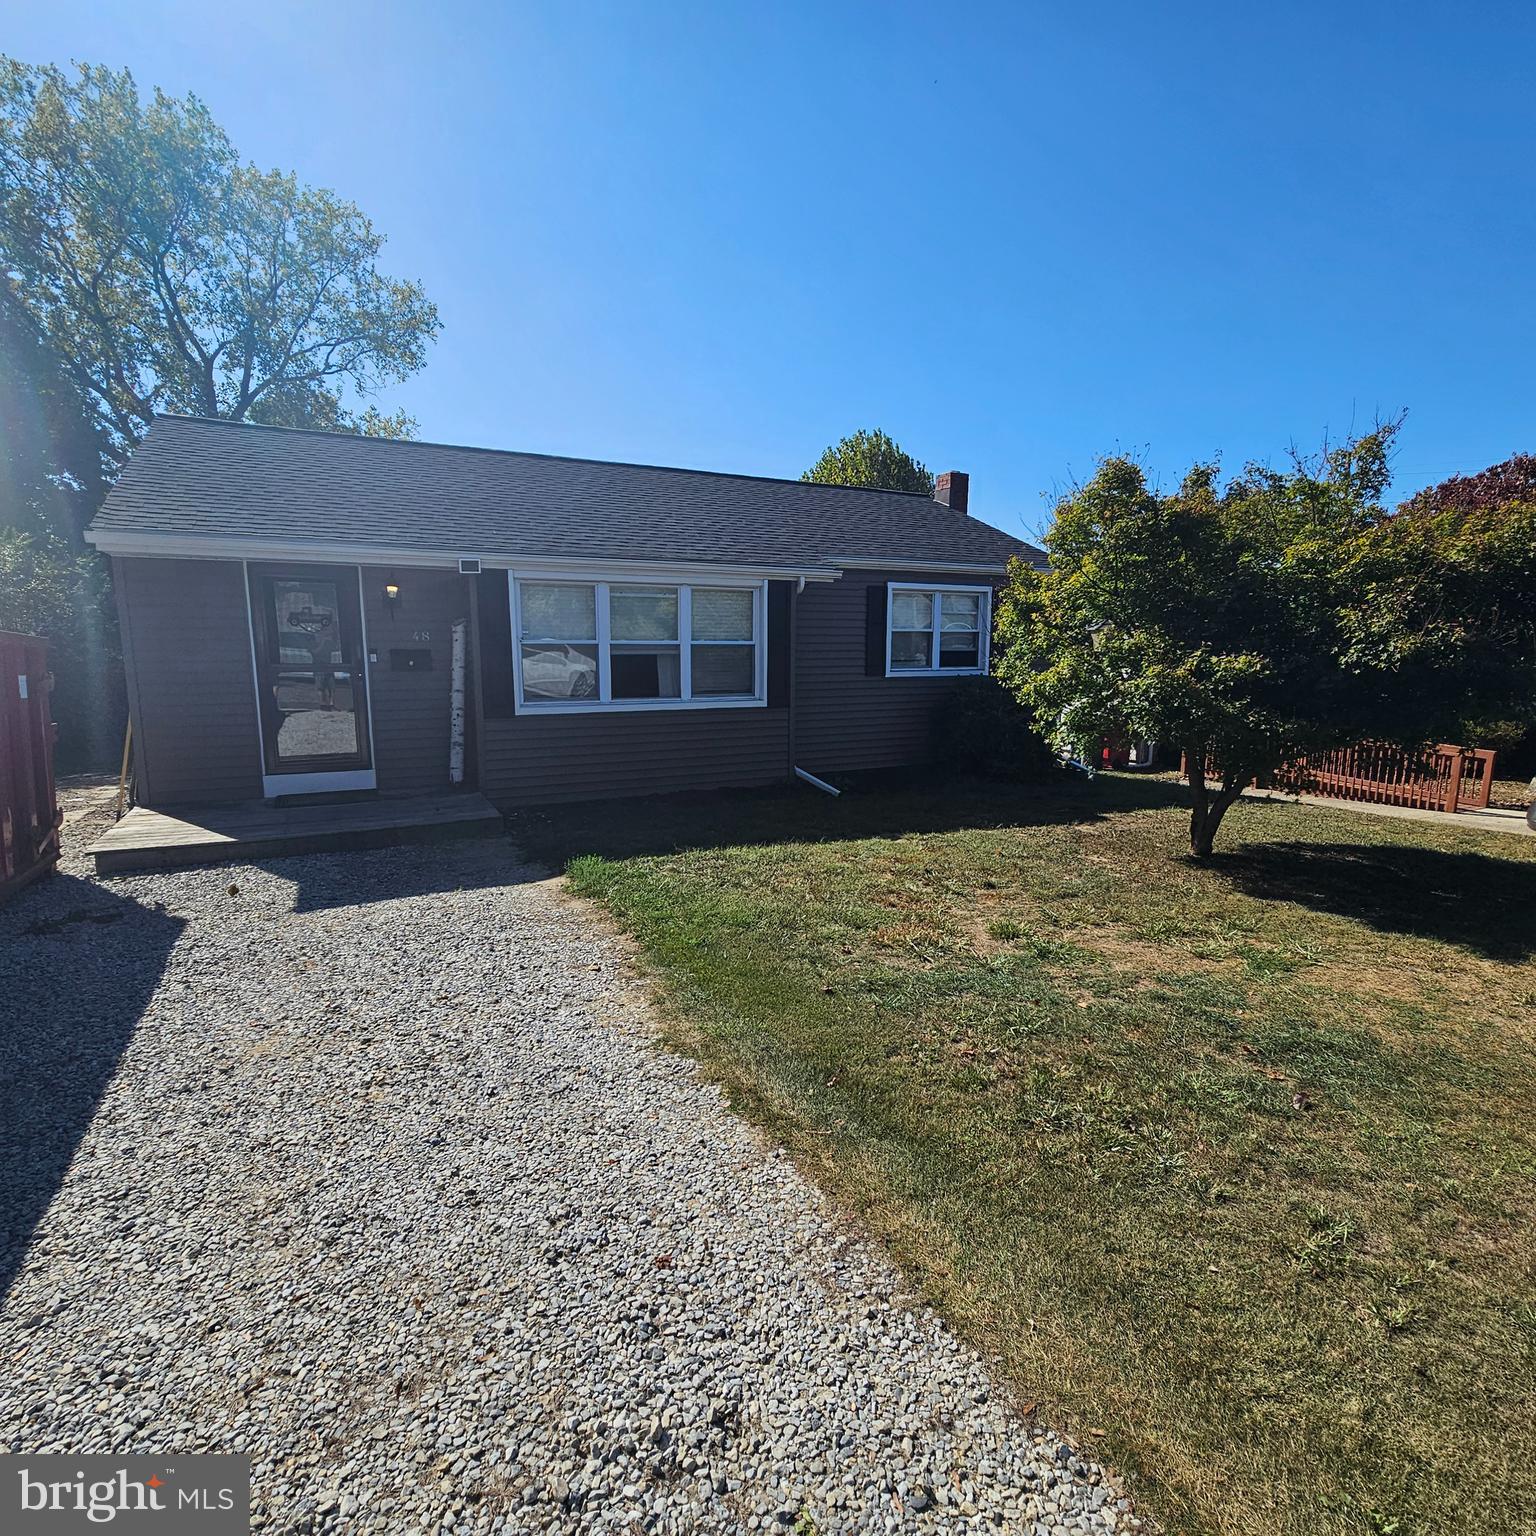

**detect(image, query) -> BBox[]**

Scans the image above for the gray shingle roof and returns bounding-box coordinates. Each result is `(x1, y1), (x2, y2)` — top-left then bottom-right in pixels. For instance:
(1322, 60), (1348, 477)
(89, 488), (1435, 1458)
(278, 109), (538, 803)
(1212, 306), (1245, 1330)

(88, 416), (1042, 572)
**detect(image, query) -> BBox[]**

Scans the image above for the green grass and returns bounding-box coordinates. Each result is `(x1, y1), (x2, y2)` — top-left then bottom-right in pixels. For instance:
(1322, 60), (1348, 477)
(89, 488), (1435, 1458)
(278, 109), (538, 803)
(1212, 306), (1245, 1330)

(512, 774), (1536, 1536)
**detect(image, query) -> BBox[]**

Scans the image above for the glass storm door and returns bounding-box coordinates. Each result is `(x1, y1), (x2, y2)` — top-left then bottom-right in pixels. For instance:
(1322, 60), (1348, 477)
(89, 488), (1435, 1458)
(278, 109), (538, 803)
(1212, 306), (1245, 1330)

(249, 566), (372, 779)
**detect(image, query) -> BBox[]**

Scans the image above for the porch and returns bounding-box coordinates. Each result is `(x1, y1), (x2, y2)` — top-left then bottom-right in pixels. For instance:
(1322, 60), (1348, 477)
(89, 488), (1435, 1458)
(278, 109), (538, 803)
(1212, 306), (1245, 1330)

(87, 790), (504, 875)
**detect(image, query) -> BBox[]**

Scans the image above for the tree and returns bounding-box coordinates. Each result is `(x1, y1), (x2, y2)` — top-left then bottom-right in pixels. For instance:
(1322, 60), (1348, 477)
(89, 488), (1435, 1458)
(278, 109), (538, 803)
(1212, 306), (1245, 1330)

(1, 274), (109, 543)
(995, 425), (1536, 857)
(803, 428), (935, 494)
(1347, 454), (1536, 749)
(0, 58), (438, 476)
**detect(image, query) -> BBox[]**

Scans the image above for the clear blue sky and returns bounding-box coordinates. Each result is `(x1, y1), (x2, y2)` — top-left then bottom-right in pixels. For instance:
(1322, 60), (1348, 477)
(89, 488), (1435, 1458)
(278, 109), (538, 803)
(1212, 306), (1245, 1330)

(7, 1), (1535, 542)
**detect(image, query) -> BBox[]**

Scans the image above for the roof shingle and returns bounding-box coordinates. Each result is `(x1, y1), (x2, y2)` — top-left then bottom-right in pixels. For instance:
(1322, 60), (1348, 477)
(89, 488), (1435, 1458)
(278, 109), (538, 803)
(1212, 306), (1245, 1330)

(89, 415), (1042, 572)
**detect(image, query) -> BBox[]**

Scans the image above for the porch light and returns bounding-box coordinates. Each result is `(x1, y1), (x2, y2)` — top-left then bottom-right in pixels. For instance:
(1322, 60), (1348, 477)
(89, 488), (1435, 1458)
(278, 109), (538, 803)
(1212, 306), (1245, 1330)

(383, 579), (401, 606)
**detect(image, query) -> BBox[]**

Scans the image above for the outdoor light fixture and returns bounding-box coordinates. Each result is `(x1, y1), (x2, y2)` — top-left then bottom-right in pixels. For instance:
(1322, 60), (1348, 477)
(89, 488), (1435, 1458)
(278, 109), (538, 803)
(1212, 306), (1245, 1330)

(383, 579), (401, 607)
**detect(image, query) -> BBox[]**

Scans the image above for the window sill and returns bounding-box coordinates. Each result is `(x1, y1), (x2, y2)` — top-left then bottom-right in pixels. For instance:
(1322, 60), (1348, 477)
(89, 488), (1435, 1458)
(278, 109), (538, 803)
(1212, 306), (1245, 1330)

(884, 667), (988, 679)
(516, 696), (768, 715)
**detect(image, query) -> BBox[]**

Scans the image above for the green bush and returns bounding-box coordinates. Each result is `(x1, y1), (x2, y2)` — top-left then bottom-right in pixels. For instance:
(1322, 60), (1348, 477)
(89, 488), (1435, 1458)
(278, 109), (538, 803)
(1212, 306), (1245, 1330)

(931, 676), (1061, 783)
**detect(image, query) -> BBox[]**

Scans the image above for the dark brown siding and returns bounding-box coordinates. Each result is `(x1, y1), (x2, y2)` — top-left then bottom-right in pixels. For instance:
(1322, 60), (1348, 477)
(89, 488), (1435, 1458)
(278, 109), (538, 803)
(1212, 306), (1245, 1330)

(478, 577), (795, 808)
(481, 709), (789, 807)
(794, 568), (994, 774)
(360, 566), (473, 794)
(115, 556), (263, 807)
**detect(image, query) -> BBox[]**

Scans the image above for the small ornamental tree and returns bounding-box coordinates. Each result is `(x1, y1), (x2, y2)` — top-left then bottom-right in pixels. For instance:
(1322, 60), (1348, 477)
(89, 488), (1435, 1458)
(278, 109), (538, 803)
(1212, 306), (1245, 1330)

(803, 429), (934, 494)
(995, 426), (1536, 857)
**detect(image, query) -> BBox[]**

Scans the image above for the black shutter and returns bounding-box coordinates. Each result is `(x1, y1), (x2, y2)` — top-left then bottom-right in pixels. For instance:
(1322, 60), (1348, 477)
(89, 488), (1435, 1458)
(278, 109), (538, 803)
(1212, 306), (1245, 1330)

(476, 569), (516, 717)
(766, 581), (791, 708)
(865, 582), (888, 676)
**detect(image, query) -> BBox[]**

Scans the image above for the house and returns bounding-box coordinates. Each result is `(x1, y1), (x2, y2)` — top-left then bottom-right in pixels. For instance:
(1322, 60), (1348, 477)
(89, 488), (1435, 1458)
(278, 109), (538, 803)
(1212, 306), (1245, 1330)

(85, 416), (1041, 811)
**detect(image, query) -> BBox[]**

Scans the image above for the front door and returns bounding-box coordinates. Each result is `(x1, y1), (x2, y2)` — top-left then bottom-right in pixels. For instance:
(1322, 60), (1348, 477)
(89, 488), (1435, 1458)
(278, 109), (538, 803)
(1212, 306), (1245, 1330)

(248, 565), (374, 791)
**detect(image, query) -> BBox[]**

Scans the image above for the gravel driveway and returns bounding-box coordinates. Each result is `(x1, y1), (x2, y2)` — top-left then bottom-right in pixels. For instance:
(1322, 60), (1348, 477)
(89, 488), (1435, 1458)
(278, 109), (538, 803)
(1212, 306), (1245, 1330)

(1, 813), (1142, 1535)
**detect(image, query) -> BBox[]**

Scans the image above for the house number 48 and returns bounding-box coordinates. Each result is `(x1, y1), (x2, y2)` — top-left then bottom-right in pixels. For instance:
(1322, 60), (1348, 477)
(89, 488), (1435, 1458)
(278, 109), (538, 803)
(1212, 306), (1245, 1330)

(412, 629), (431, 642)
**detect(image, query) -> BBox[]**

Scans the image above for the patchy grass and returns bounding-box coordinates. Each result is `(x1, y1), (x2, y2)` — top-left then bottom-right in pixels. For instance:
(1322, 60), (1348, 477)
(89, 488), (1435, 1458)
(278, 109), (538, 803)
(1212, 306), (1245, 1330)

(513, 774), (1536, 1536)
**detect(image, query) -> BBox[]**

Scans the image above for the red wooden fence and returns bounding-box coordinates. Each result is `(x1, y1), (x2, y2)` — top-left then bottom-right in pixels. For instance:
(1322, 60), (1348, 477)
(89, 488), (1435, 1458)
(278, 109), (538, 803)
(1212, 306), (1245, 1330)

(1182, 741), (1497, 815)
(1271, 743), (1496, 813)
(1, 631), (60, 901)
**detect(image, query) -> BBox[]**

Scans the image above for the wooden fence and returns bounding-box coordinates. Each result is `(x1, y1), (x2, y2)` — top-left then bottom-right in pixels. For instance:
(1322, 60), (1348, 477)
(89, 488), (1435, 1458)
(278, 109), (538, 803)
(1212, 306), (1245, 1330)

(1182, 742), (1498, 815)
(1270, 743), (1496, 813)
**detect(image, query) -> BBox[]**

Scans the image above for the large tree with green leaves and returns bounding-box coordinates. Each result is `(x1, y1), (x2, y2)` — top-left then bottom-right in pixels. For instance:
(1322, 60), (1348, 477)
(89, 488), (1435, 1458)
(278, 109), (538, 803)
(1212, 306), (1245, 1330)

(803, 428), (934, 494)
(996, 425), (1536, 857)
(0, 58), (439, 482)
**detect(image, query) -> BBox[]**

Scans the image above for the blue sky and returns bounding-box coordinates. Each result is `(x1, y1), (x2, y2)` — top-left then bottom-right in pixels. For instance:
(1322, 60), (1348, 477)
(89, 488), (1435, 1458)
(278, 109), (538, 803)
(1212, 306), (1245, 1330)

(7, 1), (1535, 542)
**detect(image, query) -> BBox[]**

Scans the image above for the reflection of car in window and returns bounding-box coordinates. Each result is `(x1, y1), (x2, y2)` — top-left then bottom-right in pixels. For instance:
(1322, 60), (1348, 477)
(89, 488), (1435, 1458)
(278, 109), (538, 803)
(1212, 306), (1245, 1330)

(523, 644), (598, 699)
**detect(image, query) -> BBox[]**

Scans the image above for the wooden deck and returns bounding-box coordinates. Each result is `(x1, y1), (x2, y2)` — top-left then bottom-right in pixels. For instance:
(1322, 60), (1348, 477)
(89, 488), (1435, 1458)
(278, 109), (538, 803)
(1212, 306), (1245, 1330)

(88, 791), (504, 874)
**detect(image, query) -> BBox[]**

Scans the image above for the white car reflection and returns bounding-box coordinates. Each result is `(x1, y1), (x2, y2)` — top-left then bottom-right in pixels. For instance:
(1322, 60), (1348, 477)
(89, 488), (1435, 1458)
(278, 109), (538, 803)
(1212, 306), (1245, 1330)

(523, 644), (597, 699)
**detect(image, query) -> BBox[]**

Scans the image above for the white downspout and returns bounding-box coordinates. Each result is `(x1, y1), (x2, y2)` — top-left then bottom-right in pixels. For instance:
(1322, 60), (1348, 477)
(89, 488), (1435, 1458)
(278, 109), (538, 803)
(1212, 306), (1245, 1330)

(795, 766), (840, 796)
(449, 619), (466, 785)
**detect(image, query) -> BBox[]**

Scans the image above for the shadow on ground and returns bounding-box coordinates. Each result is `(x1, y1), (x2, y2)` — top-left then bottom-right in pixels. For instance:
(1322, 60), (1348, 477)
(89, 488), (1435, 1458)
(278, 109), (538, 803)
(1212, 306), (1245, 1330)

(1212, 841), (1536, 961)
(277, 832), (542, 913)
(0, 874), (185, 1300)
(511, 771), (1185, 865)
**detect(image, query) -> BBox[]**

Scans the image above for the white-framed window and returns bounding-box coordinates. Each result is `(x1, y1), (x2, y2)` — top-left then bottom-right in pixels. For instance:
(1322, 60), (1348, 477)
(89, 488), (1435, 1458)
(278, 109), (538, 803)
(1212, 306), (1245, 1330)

(512, 575), (767, 712)
(885, 582), (991, 677)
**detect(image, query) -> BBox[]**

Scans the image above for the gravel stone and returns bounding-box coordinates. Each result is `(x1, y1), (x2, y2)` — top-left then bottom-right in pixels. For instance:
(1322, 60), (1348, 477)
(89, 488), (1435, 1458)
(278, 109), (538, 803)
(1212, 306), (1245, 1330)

(1, 806), (1145, 1534)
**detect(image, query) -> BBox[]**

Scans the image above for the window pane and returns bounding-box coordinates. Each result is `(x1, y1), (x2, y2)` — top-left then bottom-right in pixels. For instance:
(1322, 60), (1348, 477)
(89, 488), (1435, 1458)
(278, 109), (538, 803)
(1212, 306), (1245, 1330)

(522, 643), (598, 700)
(610, 587), (678, 642)
(939, 592), (981, 630)
(938, 633), (981, 669)
(611, 647), (681, 699)
(691, 644), (755, 696)
(890, 631), (931, 668)
(891, 590), (933, 630)
(520, 583), (595, 641)
(691, 587), (754, 641)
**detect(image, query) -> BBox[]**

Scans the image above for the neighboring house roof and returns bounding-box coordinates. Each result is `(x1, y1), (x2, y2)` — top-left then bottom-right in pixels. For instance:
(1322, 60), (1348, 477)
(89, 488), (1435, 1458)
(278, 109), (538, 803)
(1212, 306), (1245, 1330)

(86, 415), (1043, 577)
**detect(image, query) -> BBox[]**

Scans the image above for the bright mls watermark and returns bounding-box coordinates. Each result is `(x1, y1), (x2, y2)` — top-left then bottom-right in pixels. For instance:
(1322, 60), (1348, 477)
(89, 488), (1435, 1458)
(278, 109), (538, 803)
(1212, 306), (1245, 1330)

(10, 1456), (250, 1532)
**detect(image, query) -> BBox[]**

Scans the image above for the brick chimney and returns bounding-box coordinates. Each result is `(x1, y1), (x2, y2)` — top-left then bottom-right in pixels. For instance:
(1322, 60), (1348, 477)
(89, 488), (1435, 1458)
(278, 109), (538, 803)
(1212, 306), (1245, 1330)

(933, 470), (969, 515)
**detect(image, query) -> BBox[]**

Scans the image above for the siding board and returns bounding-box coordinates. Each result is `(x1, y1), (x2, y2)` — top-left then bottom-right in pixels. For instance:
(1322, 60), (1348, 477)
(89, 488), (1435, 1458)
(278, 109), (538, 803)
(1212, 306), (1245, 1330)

(477, 576), (796, 809)
(794, 568), (993, 774)
(115, 556), (263, 806)
(480, 710), (789, 807)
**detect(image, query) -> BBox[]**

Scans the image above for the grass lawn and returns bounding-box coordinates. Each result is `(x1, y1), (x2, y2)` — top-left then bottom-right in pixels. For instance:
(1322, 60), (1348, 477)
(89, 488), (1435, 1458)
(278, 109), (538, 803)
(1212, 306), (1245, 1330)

(513, 774), (1536, 1536)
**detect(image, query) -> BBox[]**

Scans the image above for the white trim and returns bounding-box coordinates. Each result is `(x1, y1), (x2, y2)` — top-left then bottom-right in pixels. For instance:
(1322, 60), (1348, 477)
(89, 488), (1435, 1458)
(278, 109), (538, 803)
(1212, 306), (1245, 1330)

(261, 768), (378, 797)
(678, 584), (693, 700)
(244, 562), (378, 795)
(354, 565), (379, 774)
(88, 527), (840, 582)
(510, 572), (769, 714)
(884, 581), (992, 679)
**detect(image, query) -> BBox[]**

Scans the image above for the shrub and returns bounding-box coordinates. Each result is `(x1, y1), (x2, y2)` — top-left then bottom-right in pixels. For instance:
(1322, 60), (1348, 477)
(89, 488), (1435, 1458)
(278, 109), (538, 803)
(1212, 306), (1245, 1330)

(931, 676), (1061, 783)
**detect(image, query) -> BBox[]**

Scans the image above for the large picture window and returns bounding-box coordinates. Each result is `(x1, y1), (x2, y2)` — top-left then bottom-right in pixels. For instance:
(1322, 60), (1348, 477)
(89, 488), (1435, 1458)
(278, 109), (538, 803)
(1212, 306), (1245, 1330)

(885, 582), (992, 676)
(514, 576), (766, 711)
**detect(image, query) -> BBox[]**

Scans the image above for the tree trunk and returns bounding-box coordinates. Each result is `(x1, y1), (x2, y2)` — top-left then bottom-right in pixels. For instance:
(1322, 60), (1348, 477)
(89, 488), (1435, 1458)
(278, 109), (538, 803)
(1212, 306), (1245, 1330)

(1186, 748), (1246, 858)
